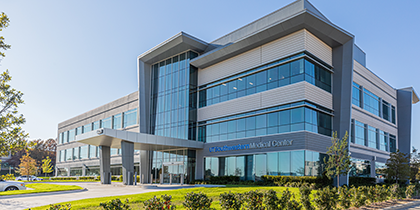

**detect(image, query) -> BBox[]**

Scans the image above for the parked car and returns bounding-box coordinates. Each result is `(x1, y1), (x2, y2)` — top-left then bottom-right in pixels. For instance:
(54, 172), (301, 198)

(15, 175), (43, 181)
(0, 179), (26, 191)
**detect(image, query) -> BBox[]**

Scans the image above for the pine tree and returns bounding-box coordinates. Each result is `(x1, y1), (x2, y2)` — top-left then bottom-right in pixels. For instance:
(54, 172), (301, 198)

(386, 149), (410, 184)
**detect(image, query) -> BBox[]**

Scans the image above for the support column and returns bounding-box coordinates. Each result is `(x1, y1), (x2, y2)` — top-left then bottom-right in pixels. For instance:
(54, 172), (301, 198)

(139, 150), (150, 184)
(82, 165), (86, 176)
(121, 141), (134, 185)
(99, 146), (111, 184)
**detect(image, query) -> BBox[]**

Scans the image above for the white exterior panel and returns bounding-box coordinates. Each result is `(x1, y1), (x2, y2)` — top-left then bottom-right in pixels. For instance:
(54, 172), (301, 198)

(304, 30), (332, 66)
(198, 30), (333, 86)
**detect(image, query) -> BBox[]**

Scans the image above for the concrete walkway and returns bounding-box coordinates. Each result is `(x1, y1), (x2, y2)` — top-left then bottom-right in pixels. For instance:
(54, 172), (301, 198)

(0, 182), (197, 210)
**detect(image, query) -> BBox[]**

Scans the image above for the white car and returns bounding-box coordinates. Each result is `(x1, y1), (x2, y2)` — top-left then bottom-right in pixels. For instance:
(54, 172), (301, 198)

(15, 175), (43, 181)
(0, 179), (26, 191)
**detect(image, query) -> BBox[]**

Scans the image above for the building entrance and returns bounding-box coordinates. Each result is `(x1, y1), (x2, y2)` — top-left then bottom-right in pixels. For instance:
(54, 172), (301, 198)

(162, 162), (184, 184)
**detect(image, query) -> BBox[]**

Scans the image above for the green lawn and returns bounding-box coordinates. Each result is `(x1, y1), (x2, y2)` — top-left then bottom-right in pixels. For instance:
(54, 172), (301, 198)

(0, 183), (83, 196)
(30, 185), (309, 210)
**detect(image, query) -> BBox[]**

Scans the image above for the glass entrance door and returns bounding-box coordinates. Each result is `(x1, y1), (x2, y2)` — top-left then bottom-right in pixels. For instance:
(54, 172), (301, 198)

(162, 162), (184, 184)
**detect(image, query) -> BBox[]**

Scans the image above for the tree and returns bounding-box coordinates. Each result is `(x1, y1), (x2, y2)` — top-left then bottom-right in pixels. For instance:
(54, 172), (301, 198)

(324, 131), (351, 187)
(41, 156), (53, 177)
(0, 12), (30, 156)
(386, 149), (410, 184)
(17, 153), (37, 180)
(410, 147), (420, 182)
(0, 12), (11, 58)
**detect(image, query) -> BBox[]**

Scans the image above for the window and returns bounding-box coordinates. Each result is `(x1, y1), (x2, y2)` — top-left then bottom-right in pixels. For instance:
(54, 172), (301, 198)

(89, 145), (97, 158)
(76, 126), (82, 136)
(58, 133), (63, 144)
(113, 114), (122, 129)
(80, 146), (88, 159)
(93, 121), (100, 130)
(123, 108), (137, 127)
(101, 117), (112, 129)
(59, 150), (65, 162)
(111, 148), (119, 156)
(65, 148), (72, 161)
(382, 100), (390, 121)
(363, 88), (380, 116)
(68, 129), (76, 142)
(379, 131), (388, 152)
(198, 56), (332, 108)
(73, 147), (79, 160)
(198, 103), (332, 143)
(391, 106), (396, 124)
(350, 159), (371, 177)
(352, 82), (361, 107)
(390, 134), (397, 152)
(83, 123), (92, 133)
(63, 131), (68, 143)
(367, 125), (377, 149)
(355, 120), (365, 146)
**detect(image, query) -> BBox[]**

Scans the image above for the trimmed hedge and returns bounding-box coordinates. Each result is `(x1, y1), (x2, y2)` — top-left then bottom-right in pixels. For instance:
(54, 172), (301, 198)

(349, 177), (376, 186)
(262, 175), (332, 188)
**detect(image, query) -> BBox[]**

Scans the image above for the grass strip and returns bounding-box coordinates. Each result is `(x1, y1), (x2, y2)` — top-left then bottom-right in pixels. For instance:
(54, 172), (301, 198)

(30, 185), (305, 210)
(0, 183), (83, 196)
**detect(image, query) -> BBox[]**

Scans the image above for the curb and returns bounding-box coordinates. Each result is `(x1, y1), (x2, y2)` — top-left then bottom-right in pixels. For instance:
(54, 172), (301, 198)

(383, 200), (420, 210)
(0, 188), (88, 199)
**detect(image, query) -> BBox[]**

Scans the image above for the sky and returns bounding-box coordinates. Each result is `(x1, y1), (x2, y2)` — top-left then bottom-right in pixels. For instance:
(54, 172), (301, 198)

(0, 0), (419, 148)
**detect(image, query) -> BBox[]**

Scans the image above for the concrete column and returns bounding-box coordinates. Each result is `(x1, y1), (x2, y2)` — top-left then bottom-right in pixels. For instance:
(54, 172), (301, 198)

(139, 150), (150, 184)
(196, 150), (204, 180)
(82, 165), (86, 176)
(121, 141), (134, 185)
(99, 146), (111, 184)
(67, 167), (70, 176)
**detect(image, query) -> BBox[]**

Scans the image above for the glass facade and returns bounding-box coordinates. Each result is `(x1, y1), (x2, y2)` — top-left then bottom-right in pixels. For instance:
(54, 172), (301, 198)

(59, 150), (65, 162)
(113, 114), (122, 129)
(352, 83), (396, 124)
(123, 108), (137, 128)
(375, 162), (386, 179)
(73, 147), (79, 160)
(349, 158), (371, 177)
(101, 117), (112, 129)
(351, 119), (393, 152)
(89, 145), (97, 158)
(93, 121), (100, 130)
(150, 51), (198, 140)
(205, 150), (327, 180)
(199, 57), (331, 108)
(390, 134), (397, 152)
(80, 145), (88, 159)
(83, 123), (92, 133)
(151, 149), (195, 184)
(198, 105), (332, 143)
(65, 148), (72, 161)
(68, 129), (76, 142)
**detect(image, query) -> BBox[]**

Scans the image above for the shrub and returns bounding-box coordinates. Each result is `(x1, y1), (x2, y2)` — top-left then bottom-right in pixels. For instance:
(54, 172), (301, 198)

(219, 192), (243, 210)
(99, 198), (130, 210)
(389, 184), (399, 200)
(299, 185), (314, 210)
(263, 189), (279, 210)
(377, 185), (390, 202)
(406, 185), (416, 199)
(338, 185), (351, 209)
(366, 186), (379, 204)
(279, 188), (301, 210)
(261, 175), (331, 188)
(183, 192), (213, 210)
(1, 174), (15, 180)
(143, 194), (175, 210)
(313, 187), (337, 210)
(243, 190), (264, 210)
(46, 204), (71, 210)
(350, 186), (366, 208)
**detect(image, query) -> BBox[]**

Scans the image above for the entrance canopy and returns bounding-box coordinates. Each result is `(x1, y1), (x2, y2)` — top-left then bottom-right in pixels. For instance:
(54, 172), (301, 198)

(76, 128), (204, 150)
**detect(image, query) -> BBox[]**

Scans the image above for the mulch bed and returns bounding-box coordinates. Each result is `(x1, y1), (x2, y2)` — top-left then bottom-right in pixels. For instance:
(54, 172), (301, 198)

(347, 199), (419, 209)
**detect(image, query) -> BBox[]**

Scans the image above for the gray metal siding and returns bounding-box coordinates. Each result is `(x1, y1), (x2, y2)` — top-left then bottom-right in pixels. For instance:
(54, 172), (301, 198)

(197, 81), (332, 121)
(353, 61), (396, 100)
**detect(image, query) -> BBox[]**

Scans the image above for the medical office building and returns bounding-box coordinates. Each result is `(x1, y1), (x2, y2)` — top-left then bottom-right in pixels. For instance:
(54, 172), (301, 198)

(56, 0), (418, 185)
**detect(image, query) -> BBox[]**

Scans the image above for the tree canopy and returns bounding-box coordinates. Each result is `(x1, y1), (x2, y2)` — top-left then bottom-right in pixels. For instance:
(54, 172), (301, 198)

(0, 12), (30, 156)
(386, 149), (410, 184)
(324, 131), (351, 187)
